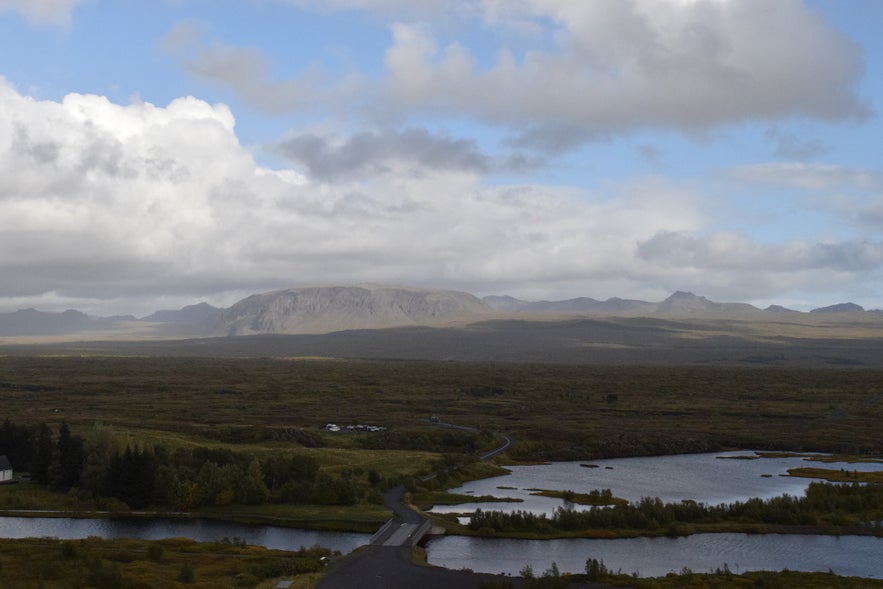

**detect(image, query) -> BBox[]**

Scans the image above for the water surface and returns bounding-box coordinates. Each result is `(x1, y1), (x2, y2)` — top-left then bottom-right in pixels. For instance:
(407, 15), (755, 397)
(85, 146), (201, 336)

(430, 451), (882, 517)
(426, 533), (883, 578)
(0, 516), (369, 554)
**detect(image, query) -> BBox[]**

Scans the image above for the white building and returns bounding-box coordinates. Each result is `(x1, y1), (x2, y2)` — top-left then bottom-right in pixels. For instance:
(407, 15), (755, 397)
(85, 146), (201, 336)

(0, 455), (12, 483)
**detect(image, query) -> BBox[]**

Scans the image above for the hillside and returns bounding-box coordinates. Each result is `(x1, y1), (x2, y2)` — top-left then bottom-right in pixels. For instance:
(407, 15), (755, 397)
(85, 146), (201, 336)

(217, 285), (492, 335)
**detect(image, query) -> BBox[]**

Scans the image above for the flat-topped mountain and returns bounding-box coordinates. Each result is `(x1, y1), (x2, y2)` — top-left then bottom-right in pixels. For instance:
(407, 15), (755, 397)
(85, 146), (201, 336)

(218, 285), (491, 335)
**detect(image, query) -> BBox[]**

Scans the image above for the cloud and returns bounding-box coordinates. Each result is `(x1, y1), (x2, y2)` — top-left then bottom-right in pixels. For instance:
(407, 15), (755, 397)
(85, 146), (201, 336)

(1, 79), (878, 315)
(160, 26), (321, 114)
(0, 79), (704, 313)
(638, 230), (883, 273)
(274, 127), (540, 181)
(730, 162), (879, 190)
(764, 128), (828, 160)
(0, 0), (83, 26)
(635, 230), (883, 303)
(378, 0), (867, 149)
(164, 2), (867, 150)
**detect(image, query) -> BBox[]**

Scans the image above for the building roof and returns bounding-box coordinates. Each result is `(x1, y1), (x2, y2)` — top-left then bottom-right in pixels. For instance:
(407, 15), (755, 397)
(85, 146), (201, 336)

(0, 455), (11, 471)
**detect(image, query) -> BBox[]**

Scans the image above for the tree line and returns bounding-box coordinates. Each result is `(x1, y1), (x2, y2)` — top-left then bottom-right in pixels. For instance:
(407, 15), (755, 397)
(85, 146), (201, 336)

(1, 420), (382, 510)
(469, 481), (883, 534)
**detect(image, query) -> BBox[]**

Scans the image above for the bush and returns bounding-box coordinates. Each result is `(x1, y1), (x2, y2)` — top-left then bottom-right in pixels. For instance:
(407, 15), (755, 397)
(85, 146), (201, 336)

(177, 562), (195, 583)
(146, 544), (163, 561)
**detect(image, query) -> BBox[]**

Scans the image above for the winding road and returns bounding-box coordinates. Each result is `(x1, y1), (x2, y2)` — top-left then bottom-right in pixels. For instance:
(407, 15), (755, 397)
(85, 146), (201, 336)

(316, 428), (520, 589)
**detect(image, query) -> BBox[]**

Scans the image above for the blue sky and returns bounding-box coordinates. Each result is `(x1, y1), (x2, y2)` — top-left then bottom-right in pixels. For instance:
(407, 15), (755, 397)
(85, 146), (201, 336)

(0, 0), (881, 315)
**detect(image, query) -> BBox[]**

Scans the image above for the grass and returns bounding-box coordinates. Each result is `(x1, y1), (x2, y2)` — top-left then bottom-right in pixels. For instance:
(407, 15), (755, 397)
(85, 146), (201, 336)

(610, 570), (883, 588)
(409, 490), (523, 511)
(527, 489), (628, 506)
(3, 356), (883, 462)
(0, 482), (392, 532)
(787, 467), (883, 484)
(0, 536), (332, 589)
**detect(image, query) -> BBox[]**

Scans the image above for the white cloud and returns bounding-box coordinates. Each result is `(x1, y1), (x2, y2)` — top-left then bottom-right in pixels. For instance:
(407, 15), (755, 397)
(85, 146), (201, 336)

(380, 0), (867, 145)
(1, 79), (879, 315)
(730, 163), (879, 190)
(0, 79), (709, 314)
(0, 0), (83, 25)
(165, 1), (867, 147)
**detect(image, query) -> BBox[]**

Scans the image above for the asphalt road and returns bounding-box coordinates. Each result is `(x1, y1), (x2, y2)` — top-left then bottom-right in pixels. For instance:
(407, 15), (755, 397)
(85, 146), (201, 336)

(316, 544), (524, 589)
(316, 430), (517, 588)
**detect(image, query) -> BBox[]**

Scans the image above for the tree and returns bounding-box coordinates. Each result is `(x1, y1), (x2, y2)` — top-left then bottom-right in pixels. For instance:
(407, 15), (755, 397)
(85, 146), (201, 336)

(240, 458), (270, 505)
(80, 423), (118, 497)
(32, 423), (54, 485)
(585, 558), (609, 581)
(50, 422), (84, 490)
(105, 446), (157, 508)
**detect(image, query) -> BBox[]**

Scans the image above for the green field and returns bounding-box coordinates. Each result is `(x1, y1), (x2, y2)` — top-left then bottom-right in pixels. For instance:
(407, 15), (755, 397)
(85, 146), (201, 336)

(2, 356), (881, 459)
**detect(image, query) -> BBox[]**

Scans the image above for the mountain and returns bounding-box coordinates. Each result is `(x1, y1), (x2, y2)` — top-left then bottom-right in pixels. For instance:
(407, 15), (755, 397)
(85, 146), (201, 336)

(484, 291), (755, 316)
(217, 285), (493, 335)
(810, 302), (865, 313)
(654, 291), (760, 314)
(0, 308), (103, 336)
(3, 286), (880, 341)
(141, 302), (223, 324)
(482, 295), (530, 313)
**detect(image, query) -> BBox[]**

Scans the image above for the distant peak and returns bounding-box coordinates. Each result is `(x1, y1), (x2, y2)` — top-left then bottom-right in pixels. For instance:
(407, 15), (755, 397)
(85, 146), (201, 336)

(810, 302), (865, 314)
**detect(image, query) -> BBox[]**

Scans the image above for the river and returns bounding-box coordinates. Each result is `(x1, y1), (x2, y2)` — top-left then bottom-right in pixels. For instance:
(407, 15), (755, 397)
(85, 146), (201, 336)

(3, 451), (882, 578)
(0, 515), (370, 554)
(425, 533), (883, 578)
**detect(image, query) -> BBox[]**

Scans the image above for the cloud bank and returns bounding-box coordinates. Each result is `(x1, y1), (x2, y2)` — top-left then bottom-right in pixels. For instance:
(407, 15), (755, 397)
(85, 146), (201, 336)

(1, 77), (881, 314)
(173, 0), (868, 151)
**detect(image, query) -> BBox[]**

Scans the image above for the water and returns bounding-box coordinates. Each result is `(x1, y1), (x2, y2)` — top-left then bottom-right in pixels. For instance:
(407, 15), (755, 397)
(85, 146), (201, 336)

(426, 533), (883, 578)
(4, 452), (882, 579)
(430, 451), (883, 517)
(0, 516), (370, 554)
(423, 451), (883, 578)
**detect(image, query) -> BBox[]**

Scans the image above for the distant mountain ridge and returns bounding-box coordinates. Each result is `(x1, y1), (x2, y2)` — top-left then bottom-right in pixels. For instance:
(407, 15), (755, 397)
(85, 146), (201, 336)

(0, 286), (878, 338)
(218, 285), (489, 336)
(482, 291), (766, 315)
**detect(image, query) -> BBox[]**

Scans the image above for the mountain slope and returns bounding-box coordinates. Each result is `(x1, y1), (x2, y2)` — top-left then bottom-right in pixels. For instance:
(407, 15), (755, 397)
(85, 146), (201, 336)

(811, 302), (865, 313)
(0, 309), (100, 336)
(218, 285), (493, 335)
(654, 291), (760, 314)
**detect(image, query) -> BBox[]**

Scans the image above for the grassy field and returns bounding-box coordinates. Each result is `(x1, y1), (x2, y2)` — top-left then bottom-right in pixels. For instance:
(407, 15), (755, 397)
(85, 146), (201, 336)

(2, 355), (881, 460)
(0, 536), (332, 589)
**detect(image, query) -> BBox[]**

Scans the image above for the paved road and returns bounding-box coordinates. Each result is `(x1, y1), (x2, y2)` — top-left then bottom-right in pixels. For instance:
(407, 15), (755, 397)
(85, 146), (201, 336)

(316, 429), (517, 588)
(316, 544), (523, 589)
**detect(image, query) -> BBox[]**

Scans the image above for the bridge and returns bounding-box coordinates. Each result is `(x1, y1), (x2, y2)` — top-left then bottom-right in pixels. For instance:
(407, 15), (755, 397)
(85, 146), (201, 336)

(315, 428), (517, 588)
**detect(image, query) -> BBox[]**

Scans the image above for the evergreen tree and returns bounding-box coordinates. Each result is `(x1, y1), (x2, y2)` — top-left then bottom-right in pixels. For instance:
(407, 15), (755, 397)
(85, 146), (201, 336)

(50, 423), (84, 490)
(32, 423), (54, 484)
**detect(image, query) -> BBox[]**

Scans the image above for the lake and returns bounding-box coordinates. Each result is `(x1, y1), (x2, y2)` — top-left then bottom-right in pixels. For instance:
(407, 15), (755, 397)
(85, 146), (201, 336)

(429, 451), (883, 517)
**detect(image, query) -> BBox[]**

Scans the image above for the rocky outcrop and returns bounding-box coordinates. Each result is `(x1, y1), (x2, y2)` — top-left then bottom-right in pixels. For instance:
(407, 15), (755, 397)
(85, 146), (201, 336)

(218, 285), (493, 335)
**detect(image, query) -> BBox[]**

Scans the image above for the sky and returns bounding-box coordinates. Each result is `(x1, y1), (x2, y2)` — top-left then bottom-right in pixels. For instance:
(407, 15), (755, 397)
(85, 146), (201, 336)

(0, 0), (882, 316)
